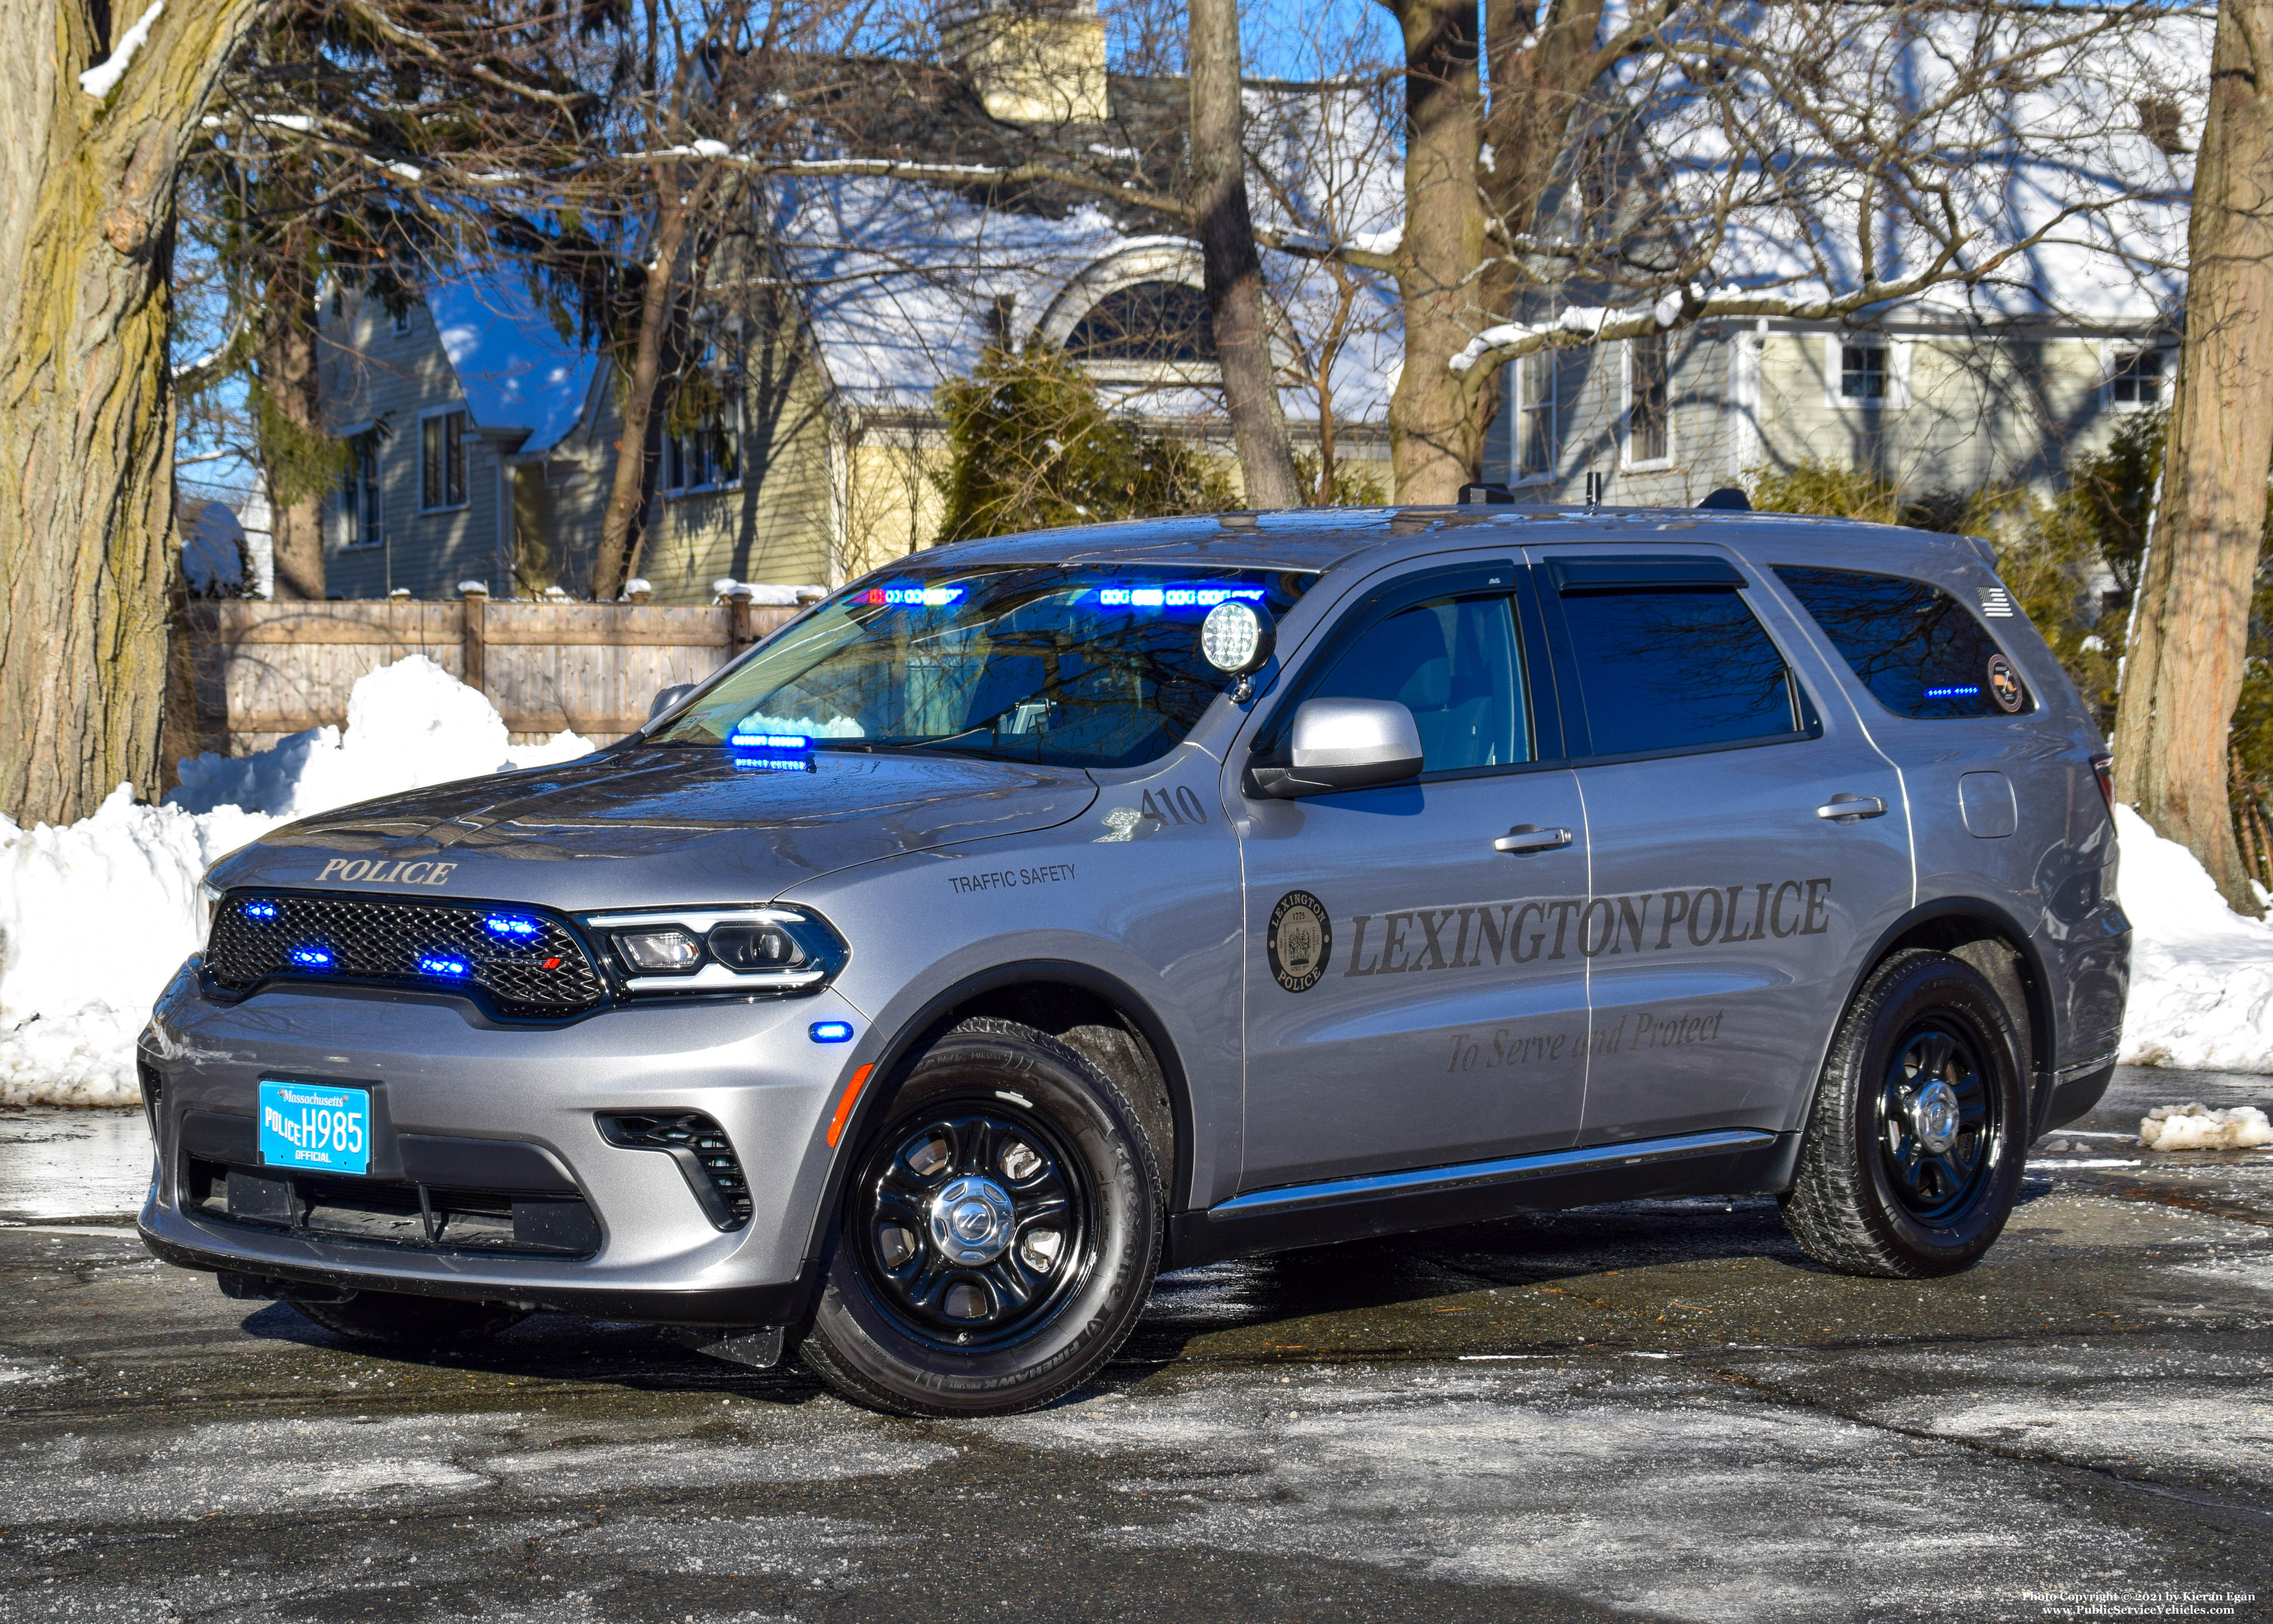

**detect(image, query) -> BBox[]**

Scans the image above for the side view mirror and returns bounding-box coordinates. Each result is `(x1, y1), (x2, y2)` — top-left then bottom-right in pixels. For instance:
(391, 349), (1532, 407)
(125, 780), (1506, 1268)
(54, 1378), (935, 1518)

(1252, 698), (1424, 799)
(646, 683), (697, 725)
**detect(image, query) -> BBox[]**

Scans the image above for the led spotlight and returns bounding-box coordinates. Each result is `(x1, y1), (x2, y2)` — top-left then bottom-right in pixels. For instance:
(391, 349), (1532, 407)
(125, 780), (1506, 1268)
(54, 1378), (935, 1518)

(809, 1020), (855, 1044)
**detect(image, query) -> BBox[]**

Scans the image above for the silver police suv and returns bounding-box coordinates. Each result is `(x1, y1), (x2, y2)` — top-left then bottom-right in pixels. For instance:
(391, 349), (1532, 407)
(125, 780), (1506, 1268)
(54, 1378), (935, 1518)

(138, 505), (2130, 1416)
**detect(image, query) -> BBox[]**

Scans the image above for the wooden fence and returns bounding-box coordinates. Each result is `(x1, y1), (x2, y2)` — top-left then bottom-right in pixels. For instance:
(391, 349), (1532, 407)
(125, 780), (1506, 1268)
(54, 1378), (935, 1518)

(182, 595), (804, 753)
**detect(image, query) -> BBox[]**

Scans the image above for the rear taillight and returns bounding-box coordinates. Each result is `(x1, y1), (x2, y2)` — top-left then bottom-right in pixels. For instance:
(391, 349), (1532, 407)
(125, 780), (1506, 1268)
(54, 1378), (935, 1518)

(2091, 753), (2115, 813)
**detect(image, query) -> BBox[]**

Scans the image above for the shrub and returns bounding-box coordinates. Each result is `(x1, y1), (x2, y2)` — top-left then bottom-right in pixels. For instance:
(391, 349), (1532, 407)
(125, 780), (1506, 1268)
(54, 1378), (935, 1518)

(932, 339), (1234, 543)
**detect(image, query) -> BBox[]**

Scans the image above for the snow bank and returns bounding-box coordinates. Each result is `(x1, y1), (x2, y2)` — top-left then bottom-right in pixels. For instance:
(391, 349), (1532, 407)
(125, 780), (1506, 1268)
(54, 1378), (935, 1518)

(2113, 804), (2273, 1074)
(0, 658), (592, 1106)
(2139, 1103), (2273, 1151)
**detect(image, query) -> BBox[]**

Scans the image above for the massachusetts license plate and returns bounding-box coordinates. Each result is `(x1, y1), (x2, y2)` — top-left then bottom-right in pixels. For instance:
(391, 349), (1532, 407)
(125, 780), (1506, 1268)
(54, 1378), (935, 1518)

(258, 1080), (370, 1176)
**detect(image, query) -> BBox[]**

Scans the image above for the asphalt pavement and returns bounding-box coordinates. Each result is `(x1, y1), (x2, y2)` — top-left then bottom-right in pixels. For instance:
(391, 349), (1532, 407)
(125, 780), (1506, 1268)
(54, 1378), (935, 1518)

(2, 1069), (2269, 1623)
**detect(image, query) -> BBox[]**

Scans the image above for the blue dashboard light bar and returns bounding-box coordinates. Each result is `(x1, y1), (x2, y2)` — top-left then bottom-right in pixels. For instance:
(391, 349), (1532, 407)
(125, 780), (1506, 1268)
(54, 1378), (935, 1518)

(482, 913), (541, 940)
(289, 946), (334, 970)
(729, 731), (813, 752)
(860, 585), (964, 607)
(419, 954), (472, 978)
(1923, 684), (1982, 698)
(241, 899), (279, 922)
(1092, 584), (1267, 610)
(809, 1020), (855, 1043)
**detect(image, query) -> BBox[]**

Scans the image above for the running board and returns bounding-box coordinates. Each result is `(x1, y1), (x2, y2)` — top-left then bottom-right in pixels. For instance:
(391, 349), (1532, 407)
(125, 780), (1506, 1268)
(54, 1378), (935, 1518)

(1208, 1129), (1779, 1221)
(1164, 1128), (1789, 1269)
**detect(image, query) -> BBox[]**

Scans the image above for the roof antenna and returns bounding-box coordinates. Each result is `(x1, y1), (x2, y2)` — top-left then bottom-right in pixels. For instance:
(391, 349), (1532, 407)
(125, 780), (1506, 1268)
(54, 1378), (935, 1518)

(1585, 472), (1602, 515)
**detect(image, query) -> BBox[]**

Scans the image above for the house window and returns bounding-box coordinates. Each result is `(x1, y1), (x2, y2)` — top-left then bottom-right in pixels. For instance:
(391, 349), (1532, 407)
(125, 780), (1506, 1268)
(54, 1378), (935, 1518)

(663, 399), (742, 493)
(1065, 282), (1216, 363)
(2110, 348), (2165, 408)
(341, 440), (384, 548)
(421, 411), (466, 510)
(1626, 333), (1670, 466)
(1841, 342), (1889, 401)
(1514, 349), (1557, 479)
(392, 306), (411, 336)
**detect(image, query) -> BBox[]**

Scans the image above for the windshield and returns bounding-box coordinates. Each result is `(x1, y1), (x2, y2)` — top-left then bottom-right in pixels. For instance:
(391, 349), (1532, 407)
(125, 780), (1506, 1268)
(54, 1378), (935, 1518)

(650, 565), (1317, 769)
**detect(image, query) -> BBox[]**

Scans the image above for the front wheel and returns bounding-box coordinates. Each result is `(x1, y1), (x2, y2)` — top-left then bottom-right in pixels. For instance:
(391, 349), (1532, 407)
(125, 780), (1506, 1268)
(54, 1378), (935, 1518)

(1781, 949), (2026, 1278)
(796, 1017), (1161, 1417)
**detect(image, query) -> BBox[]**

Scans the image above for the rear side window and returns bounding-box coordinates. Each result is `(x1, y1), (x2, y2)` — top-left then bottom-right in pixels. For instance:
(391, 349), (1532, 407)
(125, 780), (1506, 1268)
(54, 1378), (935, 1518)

(1557, 588), (1801, 756)
(1775, 566), (2028, 719)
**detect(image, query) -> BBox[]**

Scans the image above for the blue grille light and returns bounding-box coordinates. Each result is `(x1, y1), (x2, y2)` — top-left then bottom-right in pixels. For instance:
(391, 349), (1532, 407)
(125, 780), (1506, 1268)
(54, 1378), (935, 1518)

(288, 946), (334, 970)
(241, 899), (279, 922)
(482, 913), (542, 940)
(418, 954), (472, 978)
(809, 1020), (855, 1044)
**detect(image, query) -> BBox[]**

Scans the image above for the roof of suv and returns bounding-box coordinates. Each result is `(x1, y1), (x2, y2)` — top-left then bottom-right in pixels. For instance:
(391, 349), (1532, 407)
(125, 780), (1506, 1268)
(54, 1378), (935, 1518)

(911, 505), (1980, 577)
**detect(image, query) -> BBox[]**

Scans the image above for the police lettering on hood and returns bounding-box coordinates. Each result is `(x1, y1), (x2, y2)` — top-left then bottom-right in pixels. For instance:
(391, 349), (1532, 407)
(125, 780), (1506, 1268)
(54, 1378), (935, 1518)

(1266, 879), (1833, 988)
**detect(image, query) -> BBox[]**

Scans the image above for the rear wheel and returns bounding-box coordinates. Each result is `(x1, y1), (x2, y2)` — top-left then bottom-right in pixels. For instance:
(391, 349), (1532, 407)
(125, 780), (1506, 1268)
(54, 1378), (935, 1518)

(797, 1017), (1161, 1417)
(292, 1291), (528, 1347)
(1781, 949), (2025, 1278)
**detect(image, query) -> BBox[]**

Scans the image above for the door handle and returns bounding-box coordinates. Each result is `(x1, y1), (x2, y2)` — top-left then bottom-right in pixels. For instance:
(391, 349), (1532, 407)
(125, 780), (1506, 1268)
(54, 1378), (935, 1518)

(1494, 824), (1574, 854)
(1816, 794), (1888, 822)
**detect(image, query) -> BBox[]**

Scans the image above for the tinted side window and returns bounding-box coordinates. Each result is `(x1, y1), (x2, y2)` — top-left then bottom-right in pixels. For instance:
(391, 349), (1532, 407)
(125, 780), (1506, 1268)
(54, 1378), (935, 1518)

(1558, 588), (1800, 756)
(1311, 595), (1530, 772)
(1775, 566), (2025, 719)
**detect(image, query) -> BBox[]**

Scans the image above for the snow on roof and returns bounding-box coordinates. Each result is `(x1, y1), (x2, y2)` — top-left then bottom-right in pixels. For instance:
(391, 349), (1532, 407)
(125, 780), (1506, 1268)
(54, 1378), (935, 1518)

(776, 81), (1404, 422)
(426, 274), (599, 452)
(1627, 4), (2203, 327)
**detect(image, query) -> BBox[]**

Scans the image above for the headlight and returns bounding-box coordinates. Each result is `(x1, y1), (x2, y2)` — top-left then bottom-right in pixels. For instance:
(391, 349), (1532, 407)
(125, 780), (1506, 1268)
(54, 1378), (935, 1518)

(196, 877), (223, 943)
(581, 905), (846, 995)
(614, 928), (704, 972)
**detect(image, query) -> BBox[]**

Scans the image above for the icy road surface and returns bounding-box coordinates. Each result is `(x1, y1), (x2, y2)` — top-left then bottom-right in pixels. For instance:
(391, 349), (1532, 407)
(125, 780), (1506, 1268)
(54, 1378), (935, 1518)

(1, 1069), (2269, 1623)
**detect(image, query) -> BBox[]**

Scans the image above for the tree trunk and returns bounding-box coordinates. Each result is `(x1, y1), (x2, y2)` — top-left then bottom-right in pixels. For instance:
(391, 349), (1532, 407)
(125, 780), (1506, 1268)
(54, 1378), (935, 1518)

(0, 0), (269, 827)
(1189, 0), (1301, 510)
(261, 223), (326, 600)
(1384, 0), (1489, 504)
(2111, 0), (2273, 912)
(593, 181), (691, 601)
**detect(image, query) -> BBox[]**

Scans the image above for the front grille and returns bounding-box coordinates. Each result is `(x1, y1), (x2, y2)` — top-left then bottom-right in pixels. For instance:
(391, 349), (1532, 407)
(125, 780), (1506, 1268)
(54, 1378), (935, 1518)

(205, 890), (607, 1018)
(598, 1112), (753, 1229)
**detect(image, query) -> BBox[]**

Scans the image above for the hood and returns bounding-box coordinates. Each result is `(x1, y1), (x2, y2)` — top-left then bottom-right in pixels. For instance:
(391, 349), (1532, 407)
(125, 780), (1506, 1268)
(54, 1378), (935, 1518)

(205, 746), (1097, 910)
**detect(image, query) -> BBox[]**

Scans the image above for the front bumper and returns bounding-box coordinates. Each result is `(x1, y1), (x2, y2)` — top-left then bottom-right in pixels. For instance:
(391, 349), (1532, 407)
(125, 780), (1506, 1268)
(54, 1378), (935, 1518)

(137, 966), (866, 1326)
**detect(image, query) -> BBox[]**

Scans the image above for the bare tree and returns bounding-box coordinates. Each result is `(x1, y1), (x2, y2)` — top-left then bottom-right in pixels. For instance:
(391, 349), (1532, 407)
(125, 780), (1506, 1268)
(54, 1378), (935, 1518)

(1190, 0), (1301, 507)
(2113, 0), (2273, 910)
(1, 0), (274, 827)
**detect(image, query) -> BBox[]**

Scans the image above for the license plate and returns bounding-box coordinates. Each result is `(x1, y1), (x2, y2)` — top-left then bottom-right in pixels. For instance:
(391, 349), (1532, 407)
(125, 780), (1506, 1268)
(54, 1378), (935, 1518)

(258, 1080), (370, 1176)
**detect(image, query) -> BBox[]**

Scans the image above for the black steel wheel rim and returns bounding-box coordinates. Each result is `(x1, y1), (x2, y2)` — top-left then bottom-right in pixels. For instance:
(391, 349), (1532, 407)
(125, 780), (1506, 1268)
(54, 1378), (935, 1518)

(1875, 1019), (1997, 1223)
(850, 1099), (1094, 1352)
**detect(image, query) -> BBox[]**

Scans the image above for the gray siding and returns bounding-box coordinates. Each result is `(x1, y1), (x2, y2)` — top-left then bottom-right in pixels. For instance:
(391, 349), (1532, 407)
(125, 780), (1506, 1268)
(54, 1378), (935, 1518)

(1484, 323), (2170, 509)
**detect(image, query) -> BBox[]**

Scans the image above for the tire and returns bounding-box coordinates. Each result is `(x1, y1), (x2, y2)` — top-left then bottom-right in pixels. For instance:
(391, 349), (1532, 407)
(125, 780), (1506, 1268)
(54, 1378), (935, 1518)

(1780, 949), (2026, 1279)
(292, 1290), (528, 1347)
(797, 1016), (1162, 1418)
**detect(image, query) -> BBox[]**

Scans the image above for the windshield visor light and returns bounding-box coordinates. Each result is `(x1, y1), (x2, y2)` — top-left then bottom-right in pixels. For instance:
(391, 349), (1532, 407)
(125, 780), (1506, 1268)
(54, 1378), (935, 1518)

(809, 1020), (855, 1043)
(1200, 599), (1276, 674)
(861, 585), (964, 607)
(613, 928), (704, 974)
(709, 922), (806, 971)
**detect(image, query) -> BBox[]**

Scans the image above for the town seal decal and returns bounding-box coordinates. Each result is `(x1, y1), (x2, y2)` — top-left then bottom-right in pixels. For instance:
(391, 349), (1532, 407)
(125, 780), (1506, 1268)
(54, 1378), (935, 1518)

(1986, 652), (2025, 714)
(1267, 890), (1332, 992)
